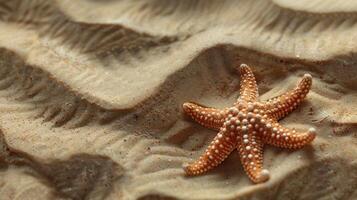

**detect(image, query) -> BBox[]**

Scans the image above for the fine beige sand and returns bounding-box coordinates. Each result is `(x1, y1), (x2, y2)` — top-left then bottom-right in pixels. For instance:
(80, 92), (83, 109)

(1, 0), (357, 199)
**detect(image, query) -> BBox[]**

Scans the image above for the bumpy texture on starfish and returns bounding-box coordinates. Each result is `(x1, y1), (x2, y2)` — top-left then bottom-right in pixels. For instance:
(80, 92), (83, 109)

(182, 64), (316, 183)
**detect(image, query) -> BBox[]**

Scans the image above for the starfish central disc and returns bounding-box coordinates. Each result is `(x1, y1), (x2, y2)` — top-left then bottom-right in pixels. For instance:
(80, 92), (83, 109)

(182, 64), (316, 183)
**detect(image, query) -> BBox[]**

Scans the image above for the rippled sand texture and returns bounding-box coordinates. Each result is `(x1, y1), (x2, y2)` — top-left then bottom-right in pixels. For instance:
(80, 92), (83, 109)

(0, 0), (357, 199)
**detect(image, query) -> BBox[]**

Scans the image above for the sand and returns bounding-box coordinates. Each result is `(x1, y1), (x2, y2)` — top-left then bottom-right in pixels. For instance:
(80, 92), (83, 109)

(0, 0), (357, 199)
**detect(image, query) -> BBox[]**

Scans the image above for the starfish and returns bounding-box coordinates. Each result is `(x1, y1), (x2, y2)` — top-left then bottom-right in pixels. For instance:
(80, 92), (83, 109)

(182, 64), (316, 183)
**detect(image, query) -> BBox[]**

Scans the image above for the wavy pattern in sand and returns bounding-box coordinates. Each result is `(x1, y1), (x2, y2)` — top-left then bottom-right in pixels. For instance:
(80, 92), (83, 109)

(0, 0), (357, 199)
(0, 130), (123, 199)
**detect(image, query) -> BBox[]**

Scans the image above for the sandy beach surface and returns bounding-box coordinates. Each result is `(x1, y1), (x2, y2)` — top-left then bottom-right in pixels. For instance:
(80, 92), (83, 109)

(0, 0), (357, 199)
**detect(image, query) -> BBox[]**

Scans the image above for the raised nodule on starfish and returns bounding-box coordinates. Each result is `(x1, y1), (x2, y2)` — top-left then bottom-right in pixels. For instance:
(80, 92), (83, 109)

(182, 64), (316, 183)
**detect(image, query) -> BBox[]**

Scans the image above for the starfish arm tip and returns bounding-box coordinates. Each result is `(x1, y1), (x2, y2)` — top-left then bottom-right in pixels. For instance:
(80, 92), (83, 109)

(303, 73), (312, 80)
(239, 64), (252, 72)
(308, 127), (316, 132)
(308, 127), (317, 138)
(182, 102), (192, 110)
(182, 162), (189, 171)
(256, 169), (270, 183)
(240, 63), (249, 68)
(182, 162), (194, 176)
(182, 102), (201, 115)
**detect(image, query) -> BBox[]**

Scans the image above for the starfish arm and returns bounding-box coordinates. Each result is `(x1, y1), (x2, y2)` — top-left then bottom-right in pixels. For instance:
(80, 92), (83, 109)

(183, 102), (227, 130)
(261, 121), (316, 149)
(183, 125), (237, 175)
(264, 74), (312, 120)
(237, 131), (270, 183)
(236, 64), (259, 103)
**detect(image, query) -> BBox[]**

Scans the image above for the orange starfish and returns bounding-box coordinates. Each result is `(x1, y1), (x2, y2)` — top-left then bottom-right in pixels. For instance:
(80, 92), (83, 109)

(182, 64), (316, 183)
